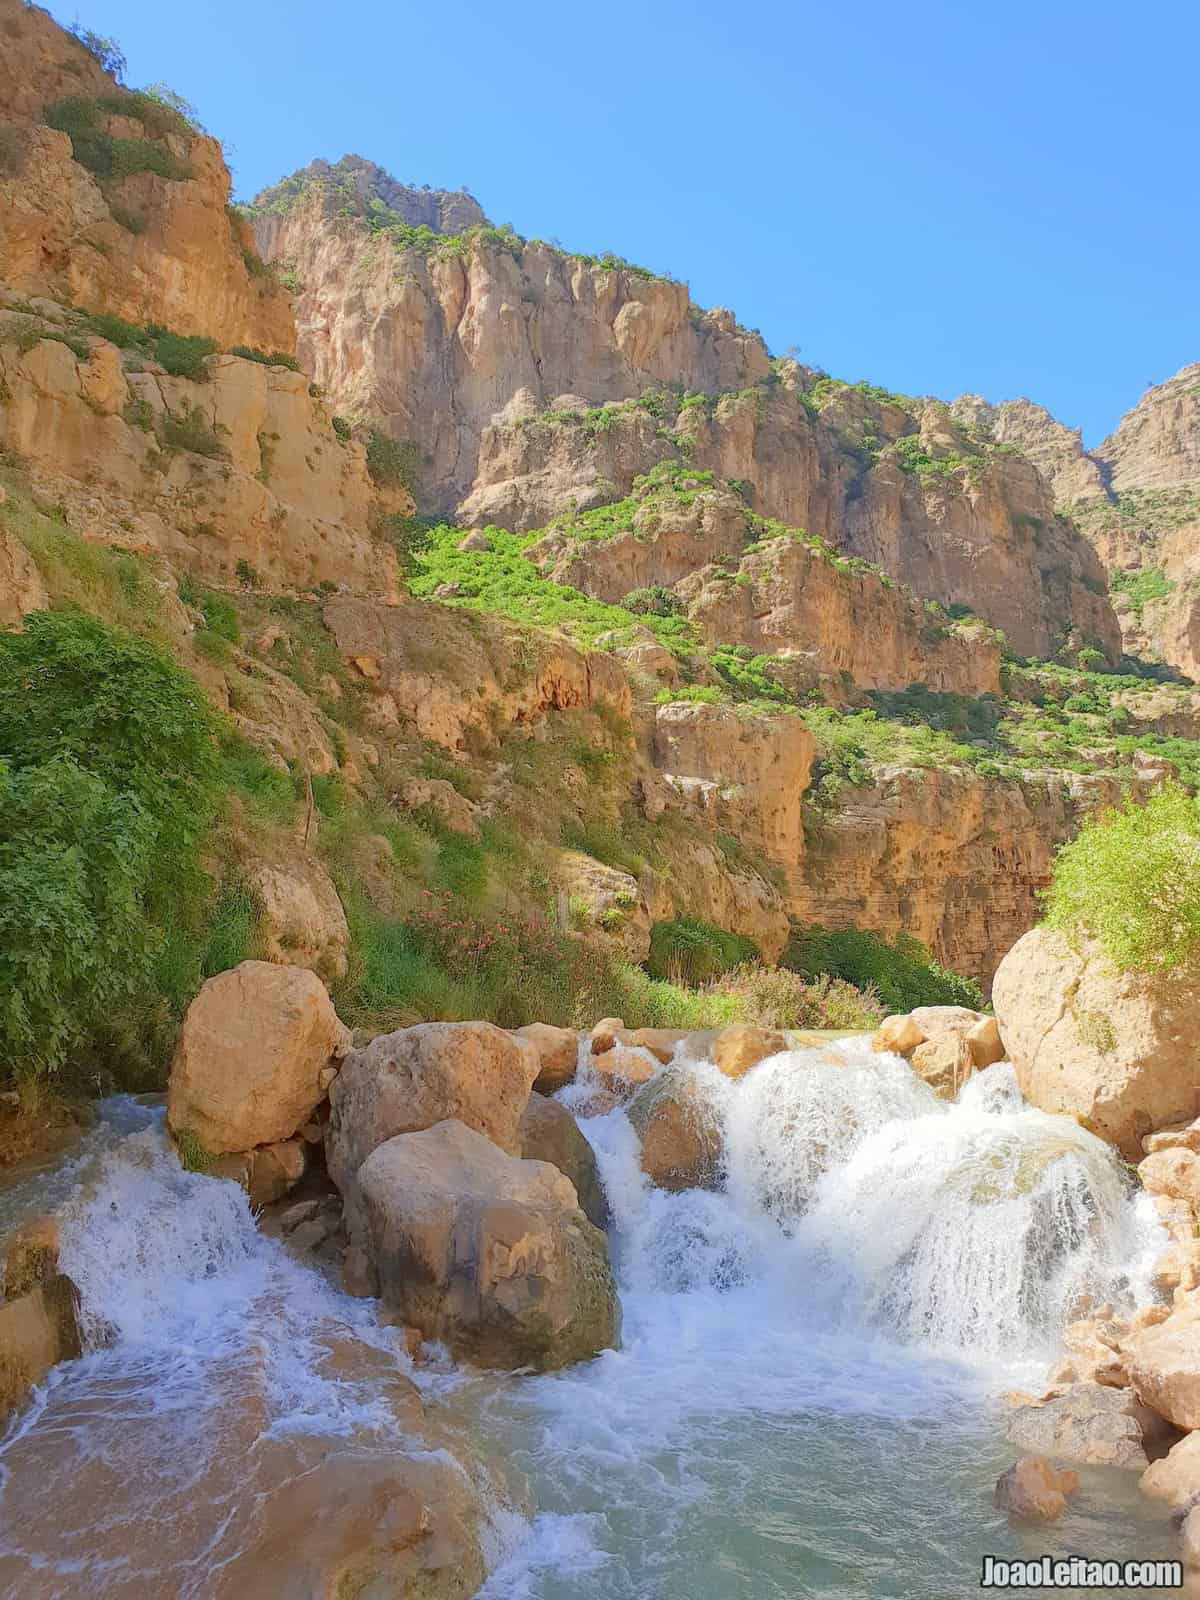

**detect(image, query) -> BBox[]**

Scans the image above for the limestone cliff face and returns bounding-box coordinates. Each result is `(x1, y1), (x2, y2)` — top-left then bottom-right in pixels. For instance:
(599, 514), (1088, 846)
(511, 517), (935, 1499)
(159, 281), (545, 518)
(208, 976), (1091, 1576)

(252, 174), (769, 509)
(0, 302), (399, 595)
(793, 766), (1149, 985)
(249, 159), (1120, 664)
(963, 365), (1200, 676)
(526, 482), (1003, 698)
(472, 377), (1119, 663)
(0, 0), (294, 350)
(951, 394), (1108, 504)
(1098, 365), (1200, 493)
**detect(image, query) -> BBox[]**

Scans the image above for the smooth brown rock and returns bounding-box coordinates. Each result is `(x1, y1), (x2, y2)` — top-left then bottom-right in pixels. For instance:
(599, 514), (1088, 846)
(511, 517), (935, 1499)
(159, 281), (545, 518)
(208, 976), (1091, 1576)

(711, 1025), (786, 1079)
(910, 1032), (975, 1099)
(966, 1015), (1005, 1067)
(519, 1092), (608, 1230)
(994, 1456), (1079, 1522)
(590, 1018), (627, 1056)
(167, 962), (349, 1154)
(515, 1023), (580, 1093)
(627, 1070), (722, 1192)
(993, 926), (1200, 1159)
(327, 1021), (540, 1207)
(1140, 1150), (1200, 1208)
(872, 1014), (925, 1056)
(627, 1028), (691, 1065)
(0, 1276), (81, 1417)
(354, 1120), (620, 1370)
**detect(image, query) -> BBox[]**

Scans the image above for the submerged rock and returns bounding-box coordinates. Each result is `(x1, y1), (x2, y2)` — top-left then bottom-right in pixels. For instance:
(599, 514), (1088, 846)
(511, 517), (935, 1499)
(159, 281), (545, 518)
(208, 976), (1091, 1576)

(627, 1069), (723, 1191)
(519, 1092), (608, 1230)
(167, 962), (349, 1154)
(354, 1119), (620, 1370)
(994, 1455), (1079, 1522)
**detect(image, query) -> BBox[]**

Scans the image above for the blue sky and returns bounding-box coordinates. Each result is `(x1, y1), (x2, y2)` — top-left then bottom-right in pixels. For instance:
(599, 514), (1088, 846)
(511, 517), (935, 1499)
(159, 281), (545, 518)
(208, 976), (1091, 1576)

(57, 0), (1197, 444)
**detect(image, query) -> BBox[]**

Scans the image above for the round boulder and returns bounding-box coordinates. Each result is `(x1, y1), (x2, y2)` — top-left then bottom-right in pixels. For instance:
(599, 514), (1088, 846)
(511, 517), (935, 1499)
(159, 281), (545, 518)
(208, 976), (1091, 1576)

(355, 1119), (621, 1370)
(519, 1092), (609, 1229)
(627, 1069), (722, 1191)
(167, 962), (349, 1154)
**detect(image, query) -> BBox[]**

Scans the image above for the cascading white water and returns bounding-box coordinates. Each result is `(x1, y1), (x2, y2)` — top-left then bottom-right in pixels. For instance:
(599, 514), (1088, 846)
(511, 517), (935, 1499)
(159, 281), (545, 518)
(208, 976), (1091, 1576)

(470, 1040), (1170, 1598)
(0, 1041), (1173, 1599)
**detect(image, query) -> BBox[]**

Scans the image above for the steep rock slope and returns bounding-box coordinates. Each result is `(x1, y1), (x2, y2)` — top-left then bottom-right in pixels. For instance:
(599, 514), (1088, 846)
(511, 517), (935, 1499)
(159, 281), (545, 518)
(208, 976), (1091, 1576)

(0, 0), (293, 350)
(965, 367), (1200, 677)
(249, 160), (1118, 665)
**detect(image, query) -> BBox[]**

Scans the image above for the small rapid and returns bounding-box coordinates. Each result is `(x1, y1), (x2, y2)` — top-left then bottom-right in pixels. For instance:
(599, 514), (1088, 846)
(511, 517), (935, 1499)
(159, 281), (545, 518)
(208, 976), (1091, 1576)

(0, 1039), (1173, 1598)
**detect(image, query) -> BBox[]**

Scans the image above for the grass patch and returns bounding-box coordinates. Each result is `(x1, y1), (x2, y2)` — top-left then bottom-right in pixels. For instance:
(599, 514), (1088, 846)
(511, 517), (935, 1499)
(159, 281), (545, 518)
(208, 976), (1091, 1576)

(785, 925), (984, 1013)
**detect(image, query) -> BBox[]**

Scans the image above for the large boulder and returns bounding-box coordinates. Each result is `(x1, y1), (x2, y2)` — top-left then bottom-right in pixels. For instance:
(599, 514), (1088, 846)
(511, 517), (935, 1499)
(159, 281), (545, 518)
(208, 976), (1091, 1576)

(627, 1069), (722, 1191)
(327, 1021), (539, 1205)
(519, 1092), (609, 1229)
(246, 859), (351, 983)
(354, 1119), (621, 1370)
(871, 1005), (1002, 1098)
(514, 1023), (579, 1093)
(1125, 1302), (1200, 1430)
(1005, 1381), (1163, 1469)
(167, 962), (349, 1154)
(993, 926), (1200, 1159)
(1141, 1431), (1200, 1512)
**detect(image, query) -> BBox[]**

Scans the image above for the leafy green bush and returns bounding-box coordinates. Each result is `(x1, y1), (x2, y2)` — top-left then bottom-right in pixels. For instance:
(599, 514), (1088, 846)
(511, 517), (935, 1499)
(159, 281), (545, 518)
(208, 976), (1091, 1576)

(44, 96), (191, 182)
(365, 428), (420, 492)
(160, 405), (223, 458)
(1044, 784), (1200, 974)
(0, 613), (220, 1083)
(229, 346), (301, 372)
(647, 916), (760, 986)
(68, 25), (127, 78)
(785, 924), (984, 1013)
(1109, 565), (1175, 618)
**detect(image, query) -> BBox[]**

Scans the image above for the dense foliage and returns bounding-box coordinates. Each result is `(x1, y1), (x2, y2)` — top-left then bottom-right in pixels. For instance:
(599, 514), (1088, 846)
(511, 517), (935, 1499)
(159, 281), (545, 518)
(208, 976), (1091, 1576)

(785, 925), (985, 1013)
(0, 613), (220, 1086)
(1044, 784), (1200, 974)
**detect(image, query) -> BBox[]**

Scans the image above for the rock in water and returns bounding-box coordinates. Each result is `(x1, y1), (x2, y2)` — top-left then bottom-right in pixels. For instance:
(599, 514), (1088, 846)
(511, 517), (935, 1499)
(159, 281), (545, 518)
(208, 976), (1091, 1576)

(994, 1456), (1079, 1522)
(167, 962), (349, 1153)
(627, 1069), (723, 1191)
(711, 1025), (786, 1079)
(354, 1119), (621, 1370)
(1005, 1381), (1165, 1469)
(519, 1093), (609, 1229)
(327, 1021), (540, 1208)
(993, 926), (1200, 1159)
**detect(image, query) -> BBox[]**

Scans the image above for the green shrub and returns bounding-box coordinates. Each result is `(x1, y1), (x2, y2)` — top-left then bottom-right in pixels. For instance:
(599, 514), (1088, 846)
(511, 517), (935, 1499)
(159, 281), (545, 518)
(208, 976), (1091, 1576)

(1044, 783), (1200, 974)
(365, 428), (420, 492)
(713, 964), (883, 1031)
(229, 346), (301, 372)
(647, 916), (760, 986)
(785, 924), (984, 1013)
(0, 613), (220, 1084)
(160, 405), (223, 458)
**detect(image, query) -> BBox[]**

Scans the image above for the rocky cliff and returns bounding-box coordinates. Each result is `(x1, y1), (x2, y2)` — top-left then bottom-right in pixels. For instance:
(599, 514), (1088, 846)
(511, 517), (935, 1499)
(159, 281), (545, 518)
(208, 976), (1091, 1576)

(961, 367), (1200, 677)
(0, 0), (294, 350)
(249, 160), (1118, 665)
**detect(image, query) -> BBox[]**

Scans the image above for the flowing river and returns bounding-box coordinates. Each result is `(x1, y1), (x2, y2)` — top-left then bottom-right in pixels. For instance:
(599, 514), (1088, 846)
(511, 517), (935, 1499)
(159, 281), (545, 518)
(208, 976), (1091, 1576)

(0, 1042), (1180, 1597)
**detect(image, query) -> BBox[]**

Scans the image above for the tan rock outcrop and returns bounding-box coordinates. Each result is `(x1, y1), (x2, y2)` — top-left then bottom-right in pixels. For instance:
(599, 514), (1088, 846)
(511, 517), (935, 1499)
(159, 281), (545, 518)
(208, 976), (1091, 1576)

(353, 1119), (620, 1369)
(167, 961), (348, 1154)
(627, 1069), (722, 1191)
(1141, 1432), (1200, 1513)
(1005, 1382), (1159, 1470)
(0, 526), (48, 625)
(0, 326), (399, 597)
(326, 1021), (540, 1203)
(514, 1023), (580, 1093)
(0, 0), (293, 350)
(247, 858), (350, 982)
(993, 927), (1200, 1159)
(518, 1091), (608, 1229)
(994, 1456), (1079, 1522)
